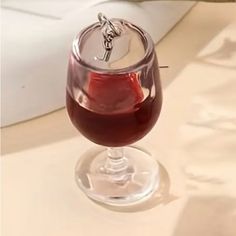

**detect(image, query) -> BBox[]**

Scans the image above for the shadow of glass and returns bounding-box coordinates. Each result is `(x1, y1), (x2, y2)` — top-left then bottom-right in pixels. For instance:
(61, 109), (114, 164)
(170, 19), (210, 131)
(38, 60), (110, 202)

(92, 162), (178, 213)
(173, 196), (236, 236)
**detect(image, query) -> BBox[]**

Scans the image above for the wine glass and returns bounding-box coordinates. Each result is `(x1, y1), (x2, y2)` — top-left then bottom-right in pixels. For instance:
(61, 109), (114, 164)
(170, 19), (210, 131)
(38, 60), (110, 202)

(66, 14), (162, 206)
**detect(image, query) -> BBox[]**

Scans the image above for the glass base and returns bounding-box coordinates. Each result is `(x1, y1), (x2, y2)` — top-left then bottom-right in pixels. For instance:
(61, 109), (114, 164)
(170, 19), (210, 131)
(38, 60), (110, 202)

(75, 146), (160, 206)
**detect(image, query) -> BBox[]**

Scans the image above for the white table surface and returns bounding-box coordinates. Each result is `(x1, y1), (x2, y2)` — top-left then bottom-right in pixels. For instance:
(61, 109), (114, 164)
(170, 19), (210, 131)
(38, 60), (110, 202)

(2, 3), (236, 236)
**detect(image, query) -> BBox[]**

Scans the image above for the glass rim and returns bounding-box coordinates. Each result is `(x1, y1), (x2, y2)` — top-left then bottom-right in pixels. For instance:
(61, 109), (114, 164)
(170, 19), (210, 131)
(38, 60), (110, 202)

(71, 19), (155, 74)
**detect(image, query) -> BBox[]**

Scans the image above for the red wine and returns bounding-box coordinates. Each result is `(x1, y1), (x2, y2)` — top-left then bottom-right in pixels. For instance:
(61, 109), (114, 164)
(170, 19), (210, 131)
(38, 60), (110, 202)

(66, 72), (162, 147)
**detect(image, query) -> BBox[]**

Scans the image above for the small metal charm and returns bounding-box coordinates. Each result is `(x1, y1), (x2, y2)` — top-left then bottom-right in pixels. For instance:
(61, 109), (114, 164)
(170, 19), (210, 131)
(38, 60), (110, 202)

(95, 13), (121, 62)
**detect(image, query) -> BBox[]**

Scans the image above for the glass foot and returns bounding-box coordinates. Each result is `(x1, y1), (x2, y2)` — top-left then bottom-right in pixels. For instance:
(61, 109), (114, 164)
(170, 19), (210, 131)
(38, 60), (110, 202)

(75, 146), (160, 206)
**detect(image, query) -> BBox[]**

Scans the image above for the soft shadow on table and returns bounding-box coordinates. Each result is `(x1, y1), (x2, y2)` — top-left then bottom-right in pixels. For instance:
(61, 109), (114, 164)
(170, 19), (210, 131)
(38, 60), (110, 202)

(159, 5), (233, 88)
(195, 37), (236, 70)
(93, 163), (178, 213)
(172, 196), (236, 236)
(172, 75), (236, 236)
(1, 109), (79, 155)
(2, 4), (233, 155)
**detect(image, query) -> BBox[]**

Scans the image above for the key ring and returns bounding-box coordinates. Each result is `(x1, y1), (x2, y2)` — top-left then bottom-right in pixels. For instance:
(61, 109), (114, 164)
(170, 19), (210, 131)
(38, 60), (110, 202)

(98, 13), (121, 38)
(95, 13), (122, 62)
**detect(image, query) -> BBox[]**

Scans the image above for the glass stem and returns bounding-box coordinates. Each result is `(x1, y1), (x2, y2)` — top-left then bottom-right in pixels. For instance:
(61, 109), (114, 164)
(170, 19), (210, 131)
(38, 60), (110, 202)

(103, 147), (130, 183)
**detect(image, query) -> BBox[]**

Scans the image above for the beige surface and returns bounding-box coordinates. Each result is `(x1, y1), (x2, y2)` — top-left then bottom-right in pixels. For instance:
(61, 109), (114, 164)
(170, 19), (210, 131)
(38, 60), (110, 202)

(2, 3), (236, 236)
